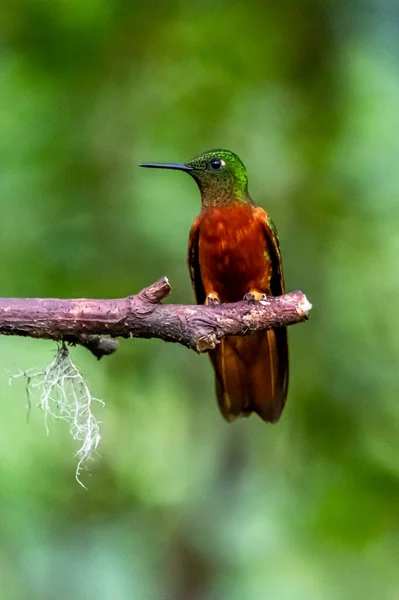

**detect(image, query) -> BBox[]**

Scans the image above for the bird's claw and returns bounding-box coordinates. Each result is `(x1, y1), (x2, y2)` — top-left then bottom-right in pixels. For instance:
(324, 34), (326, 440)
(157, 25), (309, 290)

(244, 292), (267, 303)
(206, 293), (221, 307)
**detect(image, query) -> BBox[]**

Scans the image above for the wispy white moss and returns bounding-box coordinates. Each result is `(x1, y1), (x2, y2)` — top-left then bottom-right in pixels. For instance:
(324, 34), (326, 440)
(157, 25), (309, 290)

(10, 344), (104, 488)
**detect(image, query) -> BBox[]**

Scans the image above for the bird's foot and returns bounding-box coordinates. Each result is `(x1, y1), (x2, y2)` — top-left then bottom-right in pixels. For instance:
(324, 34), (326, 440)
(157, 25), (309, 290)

(206, 292), (221, 307)
(244, 291), (267, 303)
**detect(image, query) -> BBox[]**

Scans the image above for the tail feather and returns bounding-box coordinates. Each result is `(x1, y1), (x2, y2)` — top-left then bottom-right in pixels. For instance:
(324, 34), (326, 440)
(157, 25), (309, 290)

(209, 328), (288, 423)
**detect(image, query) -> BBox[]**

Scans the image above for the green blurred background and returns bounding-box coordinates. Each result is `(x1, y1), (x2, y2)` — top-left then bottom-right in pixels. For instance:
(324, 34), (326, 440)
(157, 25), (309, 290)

(1, 1), (399, 598)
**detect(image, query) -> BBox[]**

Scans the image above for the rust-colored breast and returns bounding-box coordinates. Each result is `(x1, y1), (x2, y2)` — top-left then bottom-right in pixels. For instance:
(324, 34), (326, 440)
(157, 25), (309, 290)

(198, 204), (272, 302)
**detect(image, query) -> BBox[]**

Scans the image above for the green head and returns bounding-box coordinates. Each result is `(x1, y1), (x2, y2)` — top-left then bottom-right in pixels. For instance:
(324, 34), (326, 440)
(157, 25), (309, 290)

(140, 149), (250, 207)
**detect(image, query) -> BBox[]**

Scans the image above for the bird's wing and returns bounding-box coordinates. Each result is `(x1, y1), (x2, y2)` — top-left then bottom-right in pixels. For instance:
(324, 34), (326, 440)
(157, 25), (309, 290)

(187, 215), (206, 304)
(254, 206), (285, 295)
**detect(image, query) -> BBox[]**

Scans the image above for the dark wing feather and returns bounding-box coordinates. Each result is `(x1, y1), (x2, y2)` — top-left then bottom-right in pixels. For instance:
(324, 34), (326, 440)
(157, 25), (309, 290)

(256, 207), (289, 420)
(187, 216), (206, 304)
(256, 207), (285, 295)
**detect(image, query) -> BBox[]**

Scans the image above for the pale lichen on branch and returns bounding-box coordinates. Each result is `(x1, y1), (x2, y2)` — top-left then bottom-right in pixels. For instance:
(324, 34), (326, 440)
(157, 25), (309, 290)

(10, 344), (104, 487)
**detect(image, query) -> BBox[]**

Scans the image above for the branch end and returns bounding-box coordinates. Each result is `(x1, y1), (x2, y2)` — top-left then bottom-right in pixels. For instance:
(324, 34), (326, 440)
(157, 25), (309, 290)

(297, 294), (312, 316)
(139, 277), (171, 303)
(195, 335), (217, 353)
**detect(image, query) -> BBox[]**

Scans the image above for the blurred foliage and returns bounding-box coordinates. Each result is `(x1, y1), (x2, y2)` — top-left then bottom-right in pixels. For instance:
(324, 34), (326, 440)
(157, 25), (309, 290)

(1, 0), (399, 598)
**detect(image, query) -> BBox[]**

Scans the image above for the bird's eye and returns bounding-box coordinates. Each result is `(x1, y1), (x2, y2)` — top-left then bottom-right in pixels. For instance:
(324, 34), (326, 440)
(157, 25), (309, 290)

(208, 158), (224, 170)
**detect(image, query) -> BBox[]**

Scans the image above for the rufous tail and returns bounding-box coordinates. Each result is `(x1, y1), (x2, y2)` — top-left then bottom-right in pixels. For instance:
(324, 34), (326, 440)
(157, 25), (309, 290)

(209, 328), (288, 423)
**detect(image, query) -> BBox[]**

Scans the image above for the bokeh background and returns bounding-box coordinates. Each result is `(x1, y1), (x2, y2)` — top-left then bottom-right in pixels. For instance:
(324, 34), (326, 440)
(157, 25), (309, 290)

(1, 1), (399, 598)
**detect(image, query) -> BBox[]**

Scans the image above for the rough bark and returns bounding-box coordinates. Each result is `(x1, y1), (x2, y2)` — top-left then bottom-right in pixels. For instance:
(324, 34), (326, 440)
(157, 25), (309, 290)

(0, 277), (311, 357)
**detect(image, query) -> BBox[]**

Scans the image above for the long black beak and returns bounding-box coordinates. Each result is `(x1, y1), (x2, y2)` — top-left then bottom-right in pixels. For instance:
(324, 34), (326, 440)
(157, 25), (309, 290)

(139, 162), (193, 172)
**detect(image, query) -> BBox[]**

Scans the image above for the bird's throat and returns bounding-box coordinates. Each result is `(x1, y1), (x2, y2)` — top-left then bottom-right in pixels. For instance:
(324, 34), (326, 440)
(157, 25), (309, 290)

(200, 187), (251, 208)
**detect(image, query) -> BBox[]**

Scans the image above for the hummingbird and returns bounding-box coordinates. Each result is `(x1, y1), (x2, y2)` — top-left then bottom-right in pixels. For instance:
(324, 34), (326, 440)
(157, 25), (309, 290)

(140, 149), (288, 423)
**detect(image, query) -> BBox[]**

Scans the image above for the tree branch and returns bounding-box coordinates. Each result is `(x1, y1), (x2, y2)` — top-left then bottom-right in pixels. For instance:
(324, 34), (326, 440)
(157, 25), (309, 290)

(0, 277), (311, 356)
